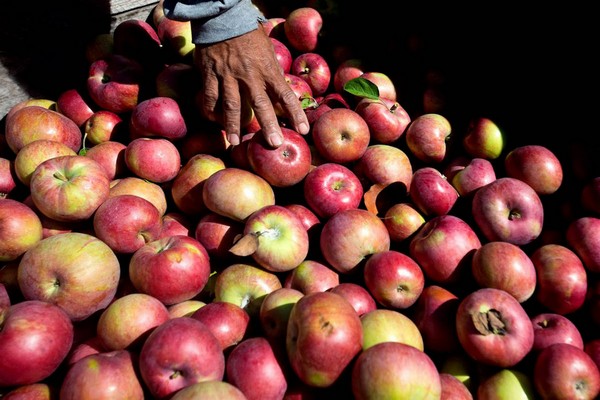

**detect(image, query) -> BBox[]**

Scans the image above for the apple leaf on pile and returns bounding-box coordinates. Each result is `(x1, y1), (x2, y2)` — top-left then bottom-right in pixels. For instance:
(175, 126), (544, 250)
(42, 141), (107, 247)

(343, 77), (380, 100)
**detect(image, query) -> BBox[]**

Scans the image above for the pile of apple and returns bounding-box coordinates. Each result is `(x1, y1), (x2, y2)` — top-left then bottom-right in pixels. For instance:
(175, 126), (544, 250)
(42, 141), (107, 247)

(1, 2), (600, 399)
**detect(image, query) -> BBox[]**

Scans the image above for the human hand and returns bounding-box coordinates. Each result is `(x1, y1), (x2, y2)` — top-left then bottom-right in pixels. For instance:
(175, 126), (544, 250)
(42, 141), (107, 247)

(193, 24), (310, 147)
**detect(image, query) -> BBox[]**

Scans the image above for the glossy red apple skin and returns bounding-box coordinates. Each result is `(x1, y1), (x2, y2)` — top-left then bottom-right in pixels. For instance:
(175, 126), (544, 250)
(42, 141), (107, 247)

(109, 176), (168, 217)
(472, 177), (544, 245)
(84, 140), (127, 180)
(56, 87), (95, 128)
(112, 18), (162, 69)
(170, 381), (247, 400)
(566, 216), (600, 273)
(194, 211), (244, 263)
(448, 156), (497, 197)
(0, 198), (43, 262)
(191, 301), (250, 351)
(124, 137), (182, 184)
(530, 243), (588, 315)
(363, 250), (425, 309)
(247, 127), (312, 188)
(383, 202), (425, 243)
(291, 52), (331, 96)
(409, 214), (481, 285)
(283, 6), (323, 53)
(129, 96), (188, 141)
(353, 144), (413, 189)
(270, 37), (292, 73)
(320, 208), (391, 274)
(1, 382), (56, 399)
(258, 287), (304, 345)
(328, 282), (377, 317)
(405, 112), (451, 163)
(409, 166), (459, 216)
(355, 97), (411, 144)
(284, 259), (339, 295)
(531, 312), (584, 352)
(333, 58), (365, 93)
(471, 241), (537, 303)
(504, 144), (563, 195)
(440, 373), (473, 400)
(359, 71), (397, 102)
(303, 162), (363, 219)
(311, 108), (370, 164)
(534, 343), (600, 400)
(585, 339), (600, 371)
(455, 288), (535, 368)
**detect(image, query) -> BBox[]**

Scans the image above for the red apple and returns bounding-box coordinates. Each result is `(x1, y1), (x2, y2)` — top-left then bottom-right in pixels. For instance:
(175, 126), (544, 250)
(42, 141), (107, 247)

(84, 32), (114, 64)
(167, 299), (205, 318)
(383, 202), (425, 243)
(262, 16), (286, 38)
(352, 342), (441, 399)
(291, 52), (331, 96)
(194, 211), (244, 263)
(355, 97), (411, 144)
(247, 127), (312, 188)
(59, 350), (145, 400)
(159, 211), (193, 238)
(333, 58), (365, 94)
(109, 176), (168, 216)
(303, 162), (363, 219)
(0, 300), (73, 387)
(283, 7), (323, 53)
(226, 336), (288, 400)
(360, 308), (424, 351)
(170, 380), (247, 400)
(156, 15), (194, 59)
(311, 108), (370, 164)
(405, 113), (451, 163)
(320, 208), (391, 274)
(566, 216), (600, 273)
(455, 287), (534, 367)
(471, 241), (537, 303)
(504, 144), (563, 195)
(440, 373), (473, 400)
(259, 287), (304, 344)
(531, 312), (584, 352)
(112, 18), (162, 71)
(448, 156), (497, 197)
(56, 87), (95, 127)
(409, 214), (481, 285)
(275, 73), (314, 118)
(138, 317), (225, 399)
(585, 339), (600, 371)
(0, 158), (17, 199)
(284, 259), (339, 295)
(462, 116), (505, 160)
(409, 166), (459, 216)
(359, 71), (397, 102)
(328, 282), (377, 317)
(534, 343), (600, 400)
(581, 177), (600, 215)
(0, 198), (43, 262)
(472, 177), (544, 245)
(353, 144), (413, 190)
(363, 250), (425, 309)
(286, 291), (363, 388)
(191, 300), (250, 351)
(155, 62), (198, 104)
(530, 243), (588, 315)
(284, 203), (321, 242)
(129, 96), (188, 140)
(271, 37), (293, 73)
(83, 140), (127, 180)
(1, 383), (56, 399)
(124, 137), (181, 183)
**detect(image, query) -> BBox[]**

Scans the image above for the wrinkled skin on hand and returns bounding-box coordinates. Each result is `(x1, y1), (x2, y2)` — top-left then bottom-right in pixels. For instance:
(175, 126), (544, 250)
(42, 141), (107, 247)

(194, 24), (309, 148)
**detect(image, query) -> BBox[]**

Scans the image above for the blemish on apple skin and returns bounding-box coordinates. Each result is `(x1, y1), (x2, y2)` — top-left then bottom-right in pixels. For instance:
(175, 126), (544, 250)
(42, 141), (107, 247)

(319, 315), (333, 334)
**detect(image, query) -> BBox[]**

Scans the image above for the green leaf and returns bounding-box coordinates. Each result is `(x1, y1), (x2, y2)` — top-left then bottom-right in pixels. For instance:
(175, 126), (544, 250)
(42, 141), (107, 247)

(343, 77), (380, 100)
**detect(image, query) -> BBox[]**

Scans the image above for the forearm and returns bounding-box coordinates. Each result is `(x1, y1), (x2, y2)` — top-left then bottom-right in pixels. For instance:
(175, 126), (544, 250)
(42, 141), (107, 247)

(162, 0), (266, 44)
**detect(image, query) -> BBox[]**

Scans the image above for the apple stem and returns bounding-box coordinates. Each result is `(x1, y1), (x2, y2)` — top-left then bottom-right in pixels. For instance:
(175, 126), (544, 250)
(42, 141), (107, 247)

(53, 171), (68, 182)
(472, 309), (507, 336)
(169, 370), (182, 380)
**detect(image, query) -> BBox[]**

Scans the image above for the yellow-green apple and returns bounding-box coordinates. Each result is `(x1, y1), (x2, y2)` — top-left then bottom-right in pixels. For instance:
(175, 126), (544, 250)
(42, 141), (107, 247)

(17, 232), (121, 321)
(405, 113), (451, 163)
(440, 353), (477, 392)
(83, 140), (127, 180)
(462, 116), (505, 160)
(581, 177), (600, 215)
(86, 54), (144, 114)
(159, 211), (193, 238)
(363, 250), (425, 309)
(194, 211), (244, 263)
(530, 243), (588, 315)
(213, 263), (283, 318)
(271, 37), (293, 73)
(83, 110), (125, 146)
(0, 198), (43, 262)
(170, 380), (247, 400)
(109, 176), (168, 216)
(96, 293), (170, 351)
(333, 58), (365, 93)
(124, 137), (181, 184)
(171, 153), (226, 216)
(566, 216), (600, 273)
(93, 194), (163, 254)
(286, 291), (363, 388)
(191, 301), (250, 351)
(360, 308), (424, 351)
(303, 162), (363, 219)
(531, 312), (584, 352)
(471, 241), (537, 303)
(168, 299), (205, 318)
(236, 204), (309, 273)
(157, 16), (194, 60)
(0, 158), (17, 198)
(84, 32), (114, 64)
(448, 156), (497, 197)
(129, 96), (188, 140)
(151, 0), (166, 25)
(202, 167), (275, 222)
(455, 287), (534, 367)
(56, 87), (95, 128)
(4, 105), (82, 155)
(472, 177), (544, 245)
(1, 383), (56, 399)
(353, 144), (413, 191)
(59, 349), (145, 400)
(409, 214), (481, 285)
(129, 235), (211, 305)
(225, 336), (288, 400)
(291, 52), (331, 96)
(284, 259), (339, 295)
(351, 342), (441, 400)
(139, 317), (225, 399)
(283, 7), (322, 53)
(440, 373), (473, 400)
(328, 282), (377, 317)
(533, 343), (600, 400)
(0, 300), (73, 387)
(247, 127), (312, 188)
(29, 154), (111, 222)
(355, 97), (411, 144)
(359, 71), (397, 102)
(410, 284), (461, 354)
(112, 18), (163, 73)
(311, 108), (370, 164)
(383, 202), (425, 242)
(476, 368), (535, 400)
(504, 144), (563, 195)
(320, 208), (391, 274)
(259, 287), (304, 344)
(409, 166), (459, 216)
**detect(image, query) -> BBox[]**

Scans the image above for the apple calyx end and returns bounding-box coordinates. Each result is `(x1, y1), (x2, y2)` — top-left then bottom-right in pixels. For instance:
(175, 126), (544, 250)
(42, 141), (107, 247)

(472, 309), (507, 336)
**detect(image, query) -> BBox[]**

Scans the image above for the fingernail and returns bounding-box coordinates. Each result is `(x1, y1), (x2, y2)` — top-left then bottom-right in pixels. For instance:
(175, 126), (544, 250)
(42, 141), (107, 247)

(228, 134), (240, 146)
(298, 122), (309, 135)
(270, 134), (283, 147)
